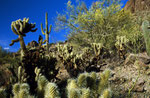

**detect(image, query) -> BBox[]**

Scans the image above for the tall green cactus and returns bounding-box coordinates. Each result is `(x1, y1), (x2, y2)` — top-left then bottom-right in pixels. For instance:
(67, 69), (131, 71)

(142, 20), (150, 56)
(10, 18), (37, 55)
(41, 12), (52, 54)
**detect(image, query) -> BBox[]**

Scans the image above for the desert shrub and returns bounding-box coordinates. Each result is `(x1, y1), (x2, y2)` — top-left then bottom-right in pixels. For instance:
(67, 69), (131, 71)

(55, 0), (142, 54)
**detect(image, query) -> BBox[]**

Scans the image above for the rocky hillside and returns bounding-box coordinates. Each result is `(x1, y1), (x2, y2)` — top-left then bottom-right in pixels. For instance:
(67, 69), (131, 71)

(124, 0), (150, 13)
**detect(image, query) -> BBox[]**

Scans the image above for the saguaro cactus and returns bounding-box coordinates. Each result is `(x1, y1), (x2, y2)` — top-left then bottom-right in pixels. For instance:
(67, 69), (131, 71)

(142, 20), (150, 56)
(10, 18), (37, 54)
(41, 12), (52, 54)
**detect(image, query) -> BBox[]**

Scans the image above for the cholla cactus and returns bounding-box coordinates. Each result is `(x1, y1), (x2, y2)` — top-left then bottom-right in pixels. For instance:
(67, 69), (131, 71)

(81, 88), (91, 98)
(99, 89), (112, 98)
(68, 88), (80, 98)
(44, 83), (60, 98)
(10, 70), (111, 98)
(115, 36), (129, 59)
(0, 88), (6, 98)
(34, 67), (42, 81)
(98, 69), (110, 94)
(91, 43), (103, 57)
(18, 66), (26, 83)
(13, 83), (31, 98)
(10, 18), (37, 55)
(77, 73), (88, 87)
(142, 20), (150, 56)
(37, 76), (48, 98)
(56, 43), (83, 76)
(67, 79), (78, 90)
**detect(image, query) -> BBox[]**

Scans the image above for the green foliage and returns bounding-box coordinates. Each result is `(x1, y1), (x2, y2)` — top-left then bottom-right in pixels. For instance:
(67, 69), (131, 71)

(41, 12), (52, 54)
(55, 0), (142, 53)
(142, 20), (150, 56)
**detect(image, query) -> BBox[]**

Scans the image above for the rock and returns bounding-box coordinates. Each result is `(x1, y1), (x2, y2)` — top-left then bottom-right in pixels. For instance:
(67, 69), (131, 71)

(124, 0), (150, 13)
(134, 60), (147, 70)
(133, 85), (144, 92)
(124, 53), (150, 66)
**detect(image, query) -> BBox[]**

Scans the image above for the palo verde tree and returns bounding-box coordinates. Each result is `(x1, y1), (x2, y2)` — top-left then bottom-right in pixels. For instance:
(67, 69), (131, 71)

(55, 0), (142, 53)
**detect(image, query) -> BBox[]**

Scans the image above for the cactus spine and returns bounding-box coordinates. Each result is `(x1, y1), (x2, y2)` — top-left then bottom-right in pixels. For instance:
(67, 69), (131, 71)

(41, 12), (52, 54)
(142, 20), (150, 56)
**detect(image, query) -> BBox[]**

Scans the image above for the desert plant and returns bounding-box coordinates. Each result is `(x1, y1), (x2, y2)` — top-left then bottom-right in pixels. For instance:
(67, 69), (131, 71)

(44, 82), (60, 98)
(142, 20), (150, 56)
(56, 43), (84, 77)
(41, 12), (52, 54)
(55, 0), (140, 54)
(12, 83), (33, 98)
(66, 70), (112, 98)
(115, 36), (129, 59)
(91, 43), (103, 57)
(10, 18), (37, 58)
(37, 76), (48, 98)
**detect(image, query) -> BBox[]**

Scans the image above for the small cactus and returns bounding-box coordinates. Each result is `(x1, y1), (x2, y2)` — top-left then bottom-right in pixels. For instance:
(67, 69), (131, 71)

(68, 88), (80, 98)
(37, 76), (48, 98)
(98, 69), (110, 94)
(13, 83), (31, 98)
(44, 83), (60, 98)
(67, 79), (78, 90)
(77, 73), (87, 87)
(81, 88), (91, 98)
(91, 43), (103, 57)
(99, 88), (112, 98)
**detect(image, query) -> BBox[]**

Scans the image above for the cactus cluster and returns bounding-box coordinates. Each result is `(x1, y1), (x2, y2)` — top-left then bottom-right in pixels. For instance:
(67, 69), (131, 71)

(66, 69), (112, 98)
(0, 70), (111, 98)
(142, 20), (150, 56)
(41, 12), (52, 54)
(12, 83), (34, 98)
(56, 43), (83, 77)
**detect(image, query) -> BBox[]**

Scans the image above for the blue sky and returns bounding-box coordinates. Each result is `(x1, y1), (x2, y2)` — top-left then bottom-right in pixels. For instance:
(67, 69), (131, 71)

(0, 0), (128, 52)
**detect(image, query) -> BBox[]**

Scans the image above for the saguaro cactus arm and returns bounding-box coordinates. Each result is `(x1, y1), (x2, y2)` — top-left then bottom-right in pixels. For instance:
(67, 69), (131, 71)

(49, 25), (52, 34)
(41, 23), (45, 35)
